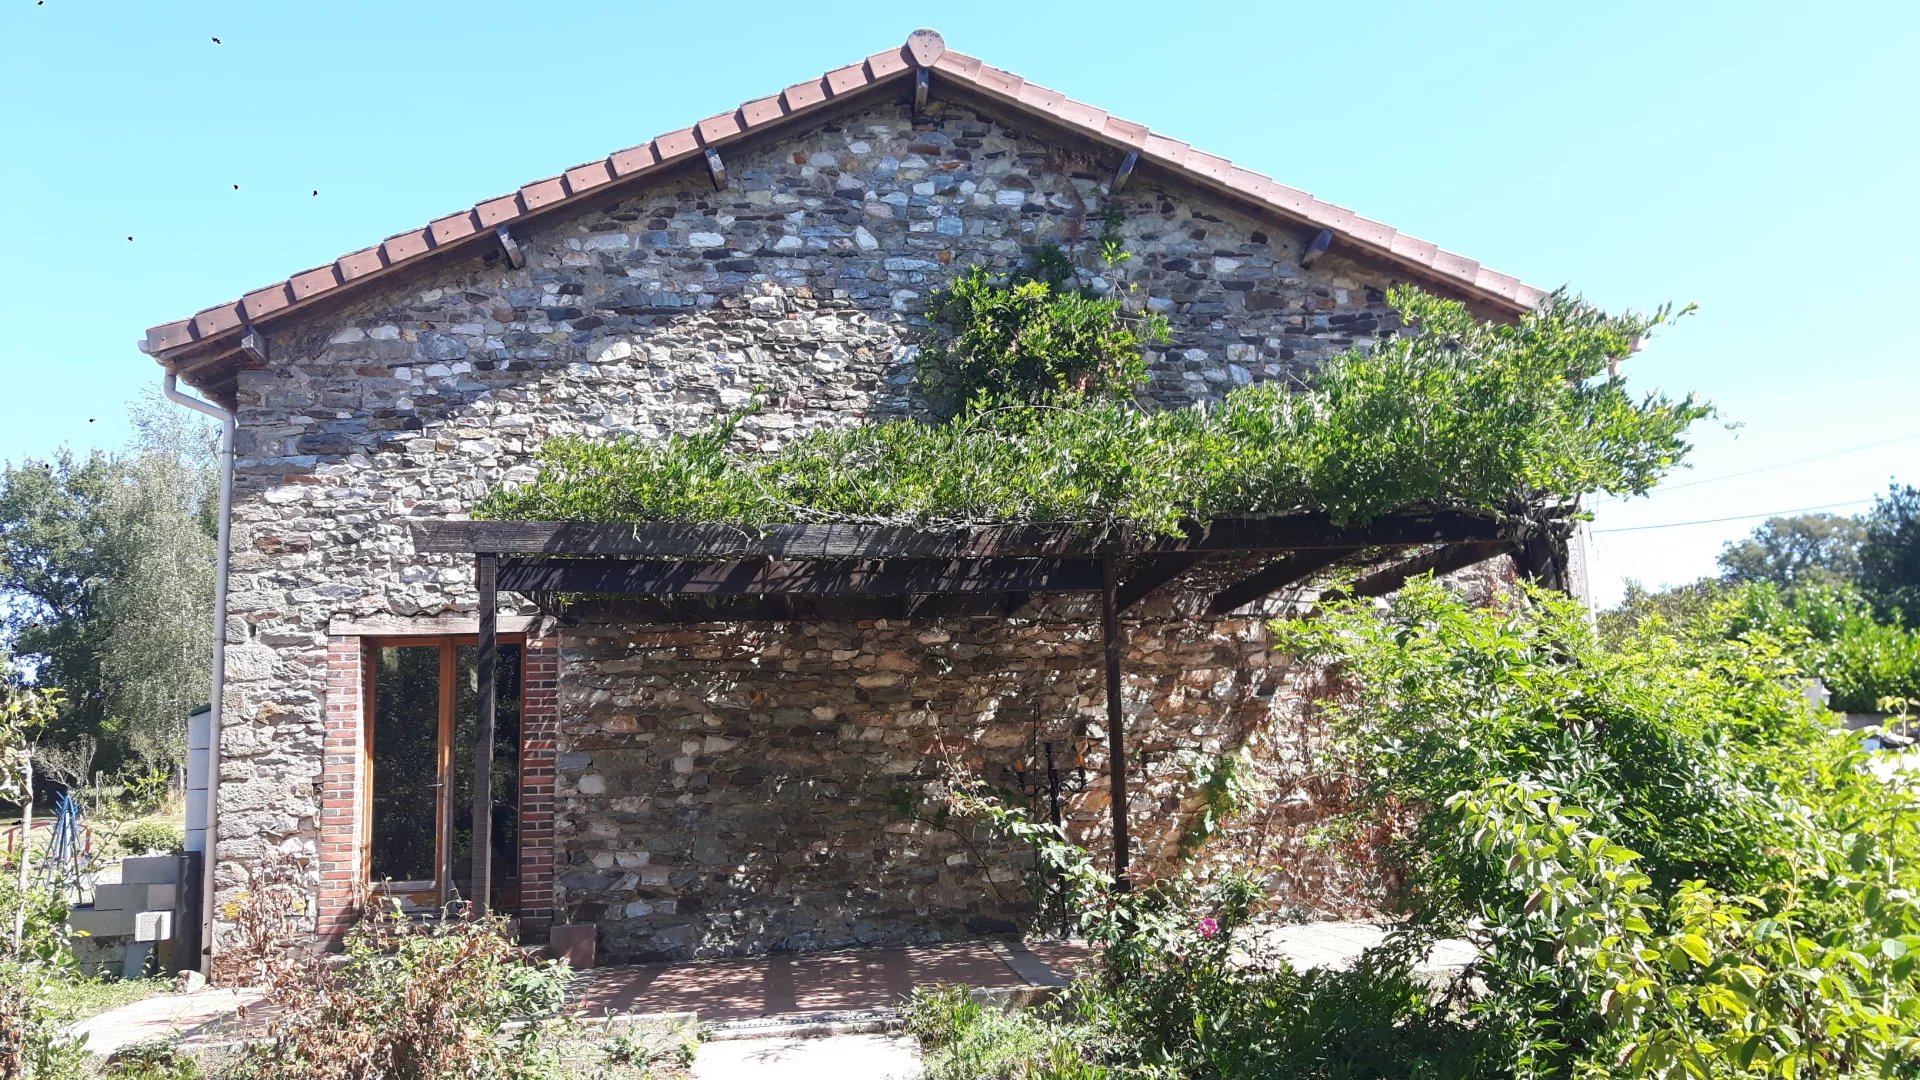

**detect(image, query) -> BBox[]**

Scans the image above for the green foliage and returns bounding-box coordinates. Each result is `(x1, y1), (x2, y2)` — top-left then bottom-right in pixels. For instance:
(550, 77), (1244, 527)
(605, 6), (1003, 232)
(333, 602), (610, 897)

(109, 820), (185, 857)
(482, 288), (1708, 534)
(1860, 482), (1920, 625)
(102, 1041), (204, 1080)
(1281, 581), (1920, 1077)
(1729, 583), (1920, 713)
(919, 240), (1169, 409)
(905, 985), (1099, 1080)
(0, 396), (217, 779)
(1716, 512), (1865, 590)
(1598, 577), (1735, 645)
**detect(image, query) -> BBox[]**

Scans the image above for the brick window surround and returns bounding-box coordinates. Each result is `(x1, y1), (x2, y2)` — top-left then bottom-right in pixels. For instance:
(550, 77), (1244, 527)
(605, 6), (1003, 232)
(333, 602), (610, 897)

(316, 633), (557, 943)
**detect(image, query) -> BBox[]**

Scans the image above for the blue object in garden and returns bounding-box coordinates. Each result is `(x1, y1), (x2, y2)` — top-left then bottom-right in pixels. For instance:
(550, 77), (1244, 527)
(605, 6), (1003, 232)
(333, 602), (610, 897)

(37, 790), (88, 903)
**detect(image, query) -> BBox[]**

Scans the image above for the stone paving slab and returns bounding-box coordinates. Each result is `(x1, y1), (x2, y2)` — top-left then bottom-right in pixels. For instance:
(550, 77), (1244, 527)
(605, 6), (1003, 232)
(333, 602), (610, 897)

(691, 1033), (922, 1080)
(574, 939), (1080, 1024)
(70, 987), (270, 1057)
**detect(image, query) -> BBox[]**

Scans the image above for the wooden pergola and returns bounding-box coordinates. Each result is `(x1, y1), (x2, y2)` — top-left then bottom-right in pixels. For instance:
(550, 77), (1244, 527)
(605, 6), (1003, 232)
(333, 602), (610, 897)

(413, 510), (1573, 911)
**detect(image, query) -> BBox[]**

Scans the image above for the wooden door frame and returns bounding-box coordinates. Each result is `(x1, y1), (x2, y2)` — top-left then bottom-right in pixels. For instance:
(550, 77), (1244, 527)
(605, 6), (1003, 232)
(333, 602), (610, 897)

(361, 634), (526, 905)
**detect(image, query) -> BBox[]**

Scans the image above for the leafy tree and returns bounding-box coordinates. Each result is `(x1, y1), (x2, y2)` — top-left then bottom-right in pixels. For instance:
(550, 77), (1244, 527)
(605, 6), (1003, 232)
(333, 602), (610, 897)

(1860, 482), (1920, 624)
(1598, 577), (1731, 644)
(0, 450), (119, 760)
(0, 397), (216, 779)
(1715, 511), (1864, 589)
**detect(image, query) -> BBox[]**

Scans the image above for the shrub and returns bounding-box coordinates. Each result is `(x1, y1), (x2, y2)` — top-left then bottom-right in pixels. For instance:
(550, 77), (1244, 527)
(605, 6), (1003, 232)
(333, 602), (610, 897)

(1730, 583), (1920, 713)
(226, 895), (572, 1080)
(110, 820), (185, 857)
(102, 1041), (203, 1079)
(919, 239), (1169, 410)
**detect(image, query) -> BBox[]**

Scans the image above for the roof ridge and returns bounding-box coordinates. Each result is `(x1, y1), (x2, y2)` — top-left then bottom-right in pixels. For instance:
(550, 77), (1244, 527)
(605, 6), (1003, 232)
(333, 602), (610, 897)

(143, 28), (1544, 362)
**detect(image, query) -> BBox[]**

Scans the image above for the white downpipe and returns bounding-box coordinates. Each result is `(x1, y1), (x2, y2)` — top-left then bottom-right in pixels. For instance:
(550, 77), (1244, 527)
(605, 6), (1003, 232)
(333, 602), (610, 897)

(163, 371), (233, 977)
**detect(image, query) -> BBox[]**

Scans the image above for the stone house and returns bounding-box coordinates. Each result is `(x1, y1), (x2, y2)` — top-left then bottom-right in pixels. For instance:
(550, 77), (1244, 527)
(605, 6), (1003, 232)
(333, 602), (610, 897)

(139, 30), (1550, 969)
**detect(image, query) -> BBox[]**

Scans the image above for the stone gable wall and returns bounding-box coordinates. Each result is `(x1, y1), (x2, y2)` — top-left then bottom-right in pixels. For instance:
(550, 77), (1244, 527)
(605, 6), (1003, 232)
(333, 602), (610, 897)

(214, 93), (1414, 955)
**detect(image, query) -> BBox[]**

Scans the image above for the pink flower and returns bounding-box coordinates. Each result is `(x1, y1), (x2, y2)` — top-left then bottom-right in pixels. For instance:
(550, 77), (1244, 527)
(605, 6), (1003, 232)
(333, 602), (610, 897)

(1198, 917), (1220, 939)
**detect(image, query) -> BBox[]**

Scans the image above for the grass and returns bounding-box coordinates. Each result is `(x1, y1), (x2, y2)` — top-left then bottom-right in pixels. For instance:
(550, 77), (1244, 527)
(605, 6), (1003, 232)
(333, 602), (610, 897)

(49, 975), (174, 1020)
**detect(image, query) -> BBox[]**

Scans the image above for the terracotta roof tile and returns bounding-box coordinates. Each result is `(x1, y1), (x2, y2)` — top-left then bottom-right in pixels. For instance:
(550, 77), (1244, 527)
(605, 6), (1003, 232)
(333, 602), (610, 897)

(240, 284), (293, 321)
(739, 94), (786, 128)
(864, 47), (911, 81)
(695, 112), (743, 145)
(381, 229), (430, 263)
(822, 62), (869, 97)
(190, 303), (243, 339)
(518, 176), (568, 211)
(607, 143), (659, 178)
(288, 264), (342, 301)
(150, 319), (193, 351)
(652, 127), (699, 159)
(780, 78), (829, 113)
(336, 246), (387, 280)
(144, 28), (1546, 365)
(1100, 115), (1151, 150)
(474, 194), (523, 228)
(565, 159), (616, 193)
(905, 28), (946, 68)
(427, 211), (479, 247)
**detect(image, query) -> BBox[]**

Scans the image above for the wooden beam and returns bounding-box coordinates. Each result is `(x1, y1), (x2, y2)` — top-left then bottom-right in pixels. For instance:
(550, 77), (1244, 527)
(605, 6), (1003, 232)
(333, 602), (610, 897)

(705, 148), (727, 190)
(1115, 552), (1211, 611)
(414, 512), (1516, 559)
(496, 556), (1105, 597)
(238, 326), (268, 365)
(1110, 150), (1138, 195)
(495, 226), (526, 270)
(1206, 548), (1360, 615)
(1326, 541), (1515, 602)
(1101, 555), (1131, 890)
(471, 554), (498, 913)
(1300, 228), (1333, 267)
(914, 69), (930, 116)
(566, 593), (1014, 624)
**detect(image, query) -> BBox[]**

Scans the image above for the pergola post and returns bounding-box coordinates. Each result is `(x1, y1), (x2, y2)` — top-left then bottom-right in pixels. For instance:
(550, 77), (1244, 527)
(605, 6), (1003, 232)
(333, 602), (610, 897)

(471, 552), (498, 912)
(1100, 555), (1131, 890)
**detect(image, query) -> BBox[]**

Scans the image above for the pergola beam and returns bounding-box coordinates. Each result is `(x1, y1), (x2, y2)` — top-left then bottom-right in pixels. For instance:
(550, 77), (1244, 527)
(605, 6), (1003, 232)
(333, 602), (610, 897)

(1115, 552), (1211, 612)
(1323, 541), (1517, 603)
(497, 555), (1106, 597)
(416, 512), (1517, 560)
(1206, 548), (1359, 615)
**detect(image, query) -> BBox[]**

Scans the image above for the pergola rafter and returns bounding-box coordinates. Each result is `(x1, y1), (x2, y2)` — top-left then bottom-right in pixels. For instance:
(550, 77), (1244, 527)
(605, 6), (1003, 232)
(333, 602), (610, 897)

(418, 510), (1568, 908)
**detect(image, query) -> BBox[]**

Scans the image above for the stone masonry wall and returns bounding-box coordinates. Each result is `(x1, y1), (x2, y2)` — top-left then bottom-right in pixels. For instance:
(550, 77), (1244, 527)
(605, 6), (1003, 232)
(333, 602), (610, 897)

(214, 91), (1413, 954)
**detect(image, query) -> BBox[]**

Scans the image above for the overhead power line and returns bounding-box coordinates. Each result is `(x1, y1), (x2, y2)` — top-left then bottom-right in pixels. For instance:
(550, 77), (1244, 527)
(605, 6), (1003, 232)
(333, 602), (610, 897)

(1594, 498), (1874, 534)
(1598, 431), (1920, 500)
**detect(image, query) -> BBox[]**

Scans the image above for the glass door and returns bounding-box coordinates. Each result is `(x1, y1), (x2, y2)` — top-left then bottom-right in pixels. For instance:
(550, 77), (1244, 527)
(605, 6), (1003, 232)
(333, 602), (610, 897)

(364, 639), (522, 908)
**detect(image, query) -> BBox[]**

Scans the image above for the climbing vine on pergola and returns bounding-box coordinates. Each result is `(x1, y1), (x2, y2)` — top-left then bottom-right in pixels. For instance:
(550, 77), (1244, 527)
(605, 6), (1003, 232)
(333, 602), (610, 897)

(421, 286), (1709, 904)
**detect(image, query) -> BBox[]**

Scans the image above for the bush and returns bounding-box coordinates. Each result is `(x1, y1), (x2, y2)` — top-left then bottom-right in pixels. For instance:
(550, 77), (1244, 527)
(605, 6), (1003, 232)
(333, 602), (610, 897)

(226, 894), (572, 1080)
(934, 580), (1920, 1078)
(1730, 583), (1920, 712)
(110, 820), (185, 857)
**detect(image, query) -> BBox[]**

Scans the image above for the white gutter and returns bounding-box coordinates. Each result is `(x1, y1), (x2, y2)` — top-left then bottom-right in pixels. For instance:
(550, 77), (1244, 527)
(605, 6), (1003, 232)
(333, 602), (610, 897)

(162, 370), (233, 977)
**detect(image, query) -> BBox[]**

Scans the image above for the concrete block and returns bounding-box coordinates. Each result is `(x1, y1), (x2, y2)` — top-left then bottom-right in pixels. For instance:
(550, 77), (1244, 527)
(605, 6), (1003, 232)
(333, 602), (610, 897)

(548, 923), (596, 969)
(185, 794), (209, 833)
(120, 855), (180, 885)
(89, 883), (146, 912)
(186, 827), (207, 855)
(187, 746), (211, 786)
(68, 905), (135, 937)
(147, 883), (178, 910)
(188, 706), (212, 752)
(134, 910), (173, 943)
(123, 941), (155, 980)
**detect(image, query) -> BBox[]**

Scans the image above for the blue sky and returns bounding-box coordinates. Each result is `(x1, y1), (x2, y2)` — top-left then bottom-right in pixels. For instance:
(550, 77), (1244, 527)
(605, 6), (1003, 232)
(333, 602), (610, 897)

(1, 1), (1915, 604)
